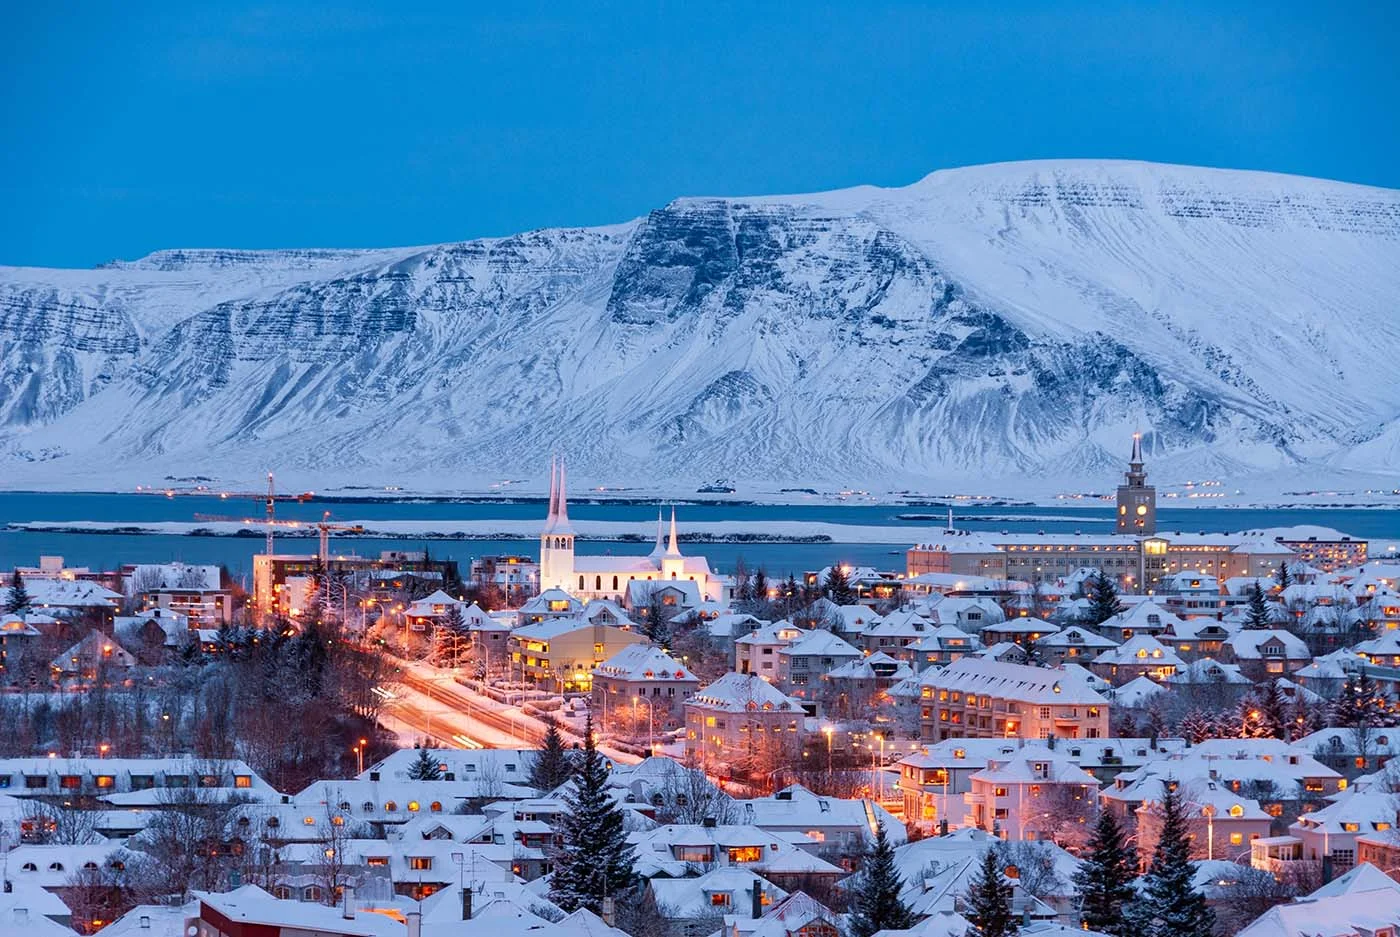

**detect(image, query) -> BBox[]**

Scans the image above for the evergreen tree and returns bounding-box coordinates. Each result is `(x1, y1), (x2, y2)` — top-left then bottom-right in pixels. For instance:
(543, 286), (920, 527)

(1133, 783), (1214, 937)
(1085, 572), (1124, 626)
(1074, 808), (1137, 936)
(549, 713), (636, 914)
(1333, 670), (1381, 731)
(781, 573), (802, 617)
(1177, 709), (1215, 744)
(1243, 582), (1272, 629)
(1275, 561), (1292, 591)
(750, 568), (769, 611)
(963, 847), (1016, 937)
(848, 821), (916, 937)
(823, 565), (856, 606)
(3, 570), (31, 614)
(1258, 679), (1290, 740)
(406, 747), (443, 780)
(529, 717), (576, 792)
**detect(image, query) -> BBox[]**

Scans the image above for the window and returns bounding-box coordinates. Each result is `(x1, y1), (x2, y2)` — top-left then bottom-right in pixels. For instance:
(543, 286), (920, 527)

(710, 893), (731, 907)
(367, 856), (389, 867)
(60, 775), (81, 790)
(130, 775), (154, 790)
(303, 816), (316, 826)
(994, 787), (1008, 797)
(430, 801), (442, 813)
(728, 846), (763, 863)
(1230, 833), (1243, 845)
(385, 801), (398, 812)
(234, 775), (252, 789)
(407, 801), (420, 812)
(95, 775), (115, 789)
(408, 857), (433, 870)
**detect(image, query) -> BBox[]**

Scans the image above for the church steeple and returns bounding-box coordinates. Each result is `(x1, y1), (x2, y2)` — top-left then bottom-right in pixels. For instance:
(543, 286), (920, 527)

(665, 507), (681, 557)
(553, 458), (574, 535)
(648, 507), (666, 560)
(1115, 432), (1156, 535)
(544, 456), (559, 533)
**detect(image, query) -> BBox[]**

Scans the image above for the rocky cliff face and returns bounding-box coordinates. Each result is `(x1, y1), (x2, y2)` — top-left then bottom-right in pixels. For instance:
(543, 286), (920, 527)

(2, 160), (1397, 492)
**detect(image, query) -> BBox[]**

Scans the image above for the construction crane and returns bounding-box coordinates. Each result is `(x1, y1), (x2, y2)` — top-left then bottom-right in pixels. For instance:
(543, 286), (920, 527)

(139, 472), (314, 555)
(192, 511), (365, 563)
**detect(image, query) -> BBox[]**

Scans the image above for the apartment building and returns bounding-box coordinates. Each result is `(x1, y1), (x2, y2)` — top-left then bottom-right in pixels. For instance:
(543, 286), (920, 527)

(918, 658), (1110, 742)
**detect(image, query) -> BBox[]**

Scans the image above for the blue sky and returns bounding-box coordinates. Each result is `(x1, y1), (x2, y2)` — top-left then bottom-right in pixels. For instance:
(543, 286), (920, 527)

(3, 2), (1395, 268)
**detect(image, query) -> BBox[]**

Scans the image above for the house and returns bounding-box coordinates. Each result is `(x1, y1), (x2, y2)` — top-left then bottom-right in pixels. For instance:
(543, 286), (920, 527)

(979, 618), (1058, 649)
(49, 630), (136, 681)
(648, 868), (787, 937)
(1133, 779), (1272, 864)
(820, 653), (913, 718)
(907, 625), (983, 671)
(918, 658), (1110, 742)
(591, 644), (700, 741)
(0, 756), (276, 808)
(21, 578), (123, 628)
(1223, 628), (1311, 680)
(187, 884), (404, 937)
(1289, 783), (1400, 870)
(123, 562), (231, 627)
(1235, 866), (1400, 937)
(514, 588), (584, 626)
(731, 784), (904, 857)
(405, 590), (465, 630)
(962, 747), (1099, 844)
(775, 630), (862, 697)
(0, 614), (43, 680)
(859, 610), (936, 660)
(735, 622), (805, 680)
(684, 674), (807, 778)
(1090, 600), (1184, 642)
(1032, 626), (1116, 666)
(1089, 634), (1183, 685)
(1163, 616), (1237, 660)
(508, 617), (647, 692)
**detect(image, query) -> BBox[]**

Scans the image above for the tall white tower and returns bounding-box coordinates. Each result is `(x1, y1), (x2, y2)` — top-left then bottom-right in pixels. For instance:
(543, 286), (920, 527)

(540, 457), (576, 590)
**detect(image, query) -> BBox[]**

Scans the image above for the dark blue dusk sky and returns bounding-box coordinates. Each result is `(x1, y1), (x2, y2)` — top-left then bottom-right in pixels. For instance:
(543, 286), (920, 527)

(3, 2), (1396, 268)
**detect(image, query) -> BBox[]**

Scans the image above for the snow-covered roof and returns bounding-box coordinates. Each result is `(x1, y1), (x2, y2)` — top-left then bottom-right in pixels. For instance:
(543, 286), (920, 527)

(919, 657), (1108, 706)
(593, 643), (698, 683)
(193, 885), (403, 936)
(687, 673), (804, 713)
(1110, 675), (1167, 707)
(1224, 628), (1310, 659)
(778, 628), (862, 658)
(1091, 634), (1184, 667)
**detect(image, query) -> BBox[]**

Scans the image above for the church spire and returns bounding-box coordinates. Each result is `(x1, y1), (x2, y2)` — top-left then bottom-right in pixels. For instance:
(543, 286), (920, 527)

(665, 506), (682, 557)
(544, 456), (559, 532)
(648, 507), (666, 560)
(554, 458), (574, 534)
(1130, 432), (1143, 469)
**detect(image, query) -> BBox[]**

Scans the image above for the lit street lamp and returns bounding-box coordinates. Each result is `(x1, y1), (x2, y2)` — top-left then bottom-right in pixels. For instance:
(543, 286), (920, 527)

(823, 725), (834, 774)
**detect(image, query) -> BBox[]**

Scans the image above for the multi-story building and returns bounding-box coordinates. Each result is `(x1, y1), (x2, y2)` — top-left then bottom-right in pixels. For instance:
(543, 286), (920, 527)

(735, 622), (805, 680)
(906, 442), (1364, 589)
(469, 554), (540, 604)
(918, 658), (1110, 742)
(776, 629), (862, 697)
(508, 617), (647, 692)
(683, 673), (807, 776)
(963, 745), (1100, 841)
(1134, 779), (1273, 864)
(1033, 626), (1117, 667)
(253, 550), (458, 621)
(592, 644), (700, 738)
(1090, 635), (1184, 685)
(122, 563), (232, 627)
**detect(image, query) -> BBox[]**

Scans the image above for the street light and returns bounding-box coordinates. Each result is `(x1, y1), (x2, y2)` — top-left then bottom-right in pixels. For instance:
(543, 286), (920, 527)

(823, 725), (835, 775)
(631, 696), (657, 755)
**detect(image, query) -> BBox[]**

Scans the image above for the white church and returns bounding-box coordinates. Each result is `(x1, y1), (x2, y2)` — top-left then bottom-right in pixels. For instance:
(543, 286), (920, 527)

(539, 459), (732, 605)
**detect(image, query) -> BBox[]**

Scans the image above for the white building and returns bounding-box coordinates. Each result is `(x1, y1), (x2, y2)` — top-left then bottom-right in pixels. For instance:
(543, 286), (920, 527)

(538, 459), (731, 603)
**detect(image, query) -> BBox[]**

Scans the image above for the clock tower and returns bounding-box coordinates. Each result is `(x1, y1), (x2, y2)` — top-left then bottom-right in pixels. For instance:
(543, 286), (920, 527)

(1116, 433), (1156, 535)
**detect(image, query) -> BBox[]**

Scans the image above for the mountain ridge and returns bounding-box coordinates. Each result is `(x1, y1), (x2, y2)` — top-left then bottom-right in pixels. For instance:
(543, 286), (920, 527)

(2, 159), (1398, 495)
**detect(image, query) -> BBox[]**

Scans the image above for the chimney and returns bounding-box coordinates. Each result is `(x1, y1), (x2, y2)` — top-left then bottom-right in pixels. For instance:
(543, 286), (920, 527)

(406, 910), (422, 937)
(461, 886), (473, 920)
(751, 884), (763, 919)
(341, 885), (354, 920)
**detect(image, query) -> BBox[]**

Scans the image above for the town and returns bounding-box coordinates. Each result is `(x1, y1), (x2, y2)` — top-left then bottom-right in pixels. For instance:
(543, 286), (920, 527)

(1, 444), (1397, 937)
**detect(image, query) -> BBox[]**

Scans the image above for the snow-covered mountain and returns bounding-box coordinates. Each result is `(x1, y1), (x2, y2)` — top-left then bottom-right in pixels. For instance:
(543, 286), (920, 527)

(3, 160), (1398, 495)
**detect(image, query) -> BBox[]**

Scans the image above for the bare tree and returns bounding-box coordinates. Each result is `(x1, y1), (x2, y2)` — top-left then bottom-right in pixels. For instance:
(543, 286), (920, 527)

(22, 800), (101, 845)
